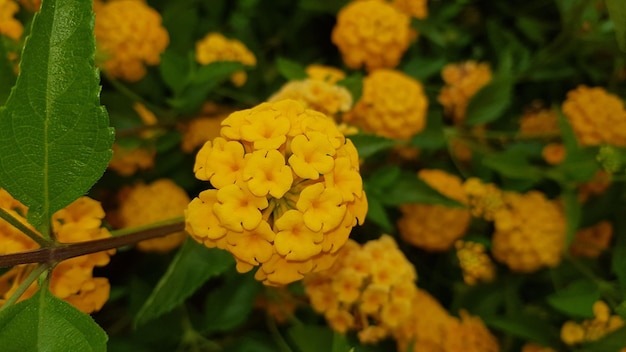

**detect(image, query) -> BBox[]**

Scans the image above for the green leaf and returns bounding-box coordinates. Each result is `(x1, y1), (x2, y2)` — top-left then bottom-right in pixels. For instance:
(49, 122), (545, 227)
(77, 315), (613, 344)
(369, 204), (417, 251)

(337, 73), (363, 103)
(562, 188), (581, 246)
(0, 38), (16, 105)
(481, 143), (544, 182)
(159, 50), (191, 94)
(613, 207), (626, 294)
(484, 315), (559, 348)
(202, 271), (262, 333)
(410, 110), (447, 150)
(331, 332), (353, 352)
(578, 325), (626, 352)
(0, 0), (114, 232)
(348, 133), (398, 159)
(378, 171), (465, 208)
(134, 239), (235, 327)
(363, 195), (393, 232)
(299, 0), (348, 13)
(275, 57), (307, 81)
(607, 0), (626, 52)
(287, 325), (335, 352)
(464, 77), (514, 126)
(0, 287), (107, 351)
(402, 55), (447, 81)
(546, 279), (599, 318)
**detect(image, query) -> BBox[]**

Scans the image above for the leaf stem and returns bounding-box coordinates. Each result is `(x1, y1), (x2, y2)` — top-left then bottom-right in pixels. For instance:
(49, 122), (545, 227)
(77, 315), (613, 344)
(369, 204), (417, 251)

(0, 219), (185, 268)
(266, 311), (293, 352)
(0, 263), (50, 312)
(0, 208), (52, 247)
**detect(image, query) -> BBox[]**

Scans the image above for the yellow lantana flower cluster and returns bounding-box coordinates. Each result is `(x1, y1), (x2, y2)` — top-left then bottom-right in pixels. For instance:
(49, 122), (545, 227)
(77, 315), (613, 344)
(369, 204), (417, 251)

(331, 0), (412, 72)
(343, 69), (428, 140)
(94, 0), (169, 82)
(395, 288), (500, 352)
(562, 85), (626, 146)
(115, 179), (190, 253)
(463, 177), (505, 221)
(561, 301), (624, 346)
(303, 235), (417, 344)
(397, 169), (470, 251)
(179, 103), (234, 153)
(569, 221), (613, 258)
(455, 240), (496, 285)
(268, 79), (353, 117)
(438, 61), (493, 124)
(519, 107), (560, 137)
(391, 0), (428, 19)
(185, 99), (367, 286)
(195, 32), (257, 87)
(0, 191), (114, 313)
(305, 64), (346, 84)
(491, 190), (566, 273)
(0, 0), (23, 41)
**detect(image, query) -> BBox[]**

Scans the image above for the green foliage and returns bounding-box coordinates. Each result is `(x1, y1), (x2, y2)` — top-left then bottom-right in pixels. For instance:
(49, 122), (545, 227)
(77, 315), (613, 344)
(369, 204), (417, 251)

(465, 77), (514, 126)
(607, 0), (626, 52)
(546, 279), (599, 318)
(134, 239), (234, 327)
(348, 133), (398, 159)
(287, 325), (352, 352)
(275, 57), (308, 81)
(0, 39), (16, 105)
(0, 287), (108, 351)
(0, 0), (113, 233)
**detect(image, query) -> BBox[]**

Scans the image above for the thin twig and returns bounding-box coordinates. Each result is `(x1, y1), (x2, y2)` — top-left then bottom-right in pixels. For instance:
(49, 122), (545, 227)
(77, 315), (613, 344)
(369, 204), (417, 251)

(0, 208), (52, 247)
(0, 263), (50, 312)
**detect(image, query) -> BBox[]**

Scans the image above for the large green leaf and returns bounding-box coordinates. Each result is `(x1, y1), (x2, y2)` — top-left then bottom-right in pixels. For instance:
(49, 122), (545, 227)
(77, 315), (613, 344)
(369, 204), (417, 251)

(607, 0), (626, 52)
(349, 133), (398, 159)
(275, 57), (307, 81)
(0, 38), (16, 105)
(134, 239), (235, 327)
(465, 77), (514, 126)
(0, 0), (114, 232)
(546, 279), (598, 318)
(287, 325), (335, 352)
(0, 287), (107, 351)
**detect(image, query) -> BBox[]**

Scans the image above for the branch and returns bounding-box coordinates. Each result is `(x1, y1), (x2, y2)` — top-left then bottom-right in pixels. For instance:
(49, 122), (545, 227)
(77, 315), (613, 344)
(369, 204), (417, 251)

(0, 208), (52, 247)
(0, 220), (185, 268)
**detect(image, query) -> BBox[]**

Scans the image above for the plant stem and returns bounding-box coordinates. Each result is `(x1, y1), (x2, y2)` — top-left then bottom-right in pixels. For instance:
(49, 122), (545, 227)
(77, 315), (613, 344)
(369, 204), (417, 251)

(0, 263), (50, 312)
(266, 311), (293, 352)
(0, 219), (185, 268)
(0, 208), (52, 247)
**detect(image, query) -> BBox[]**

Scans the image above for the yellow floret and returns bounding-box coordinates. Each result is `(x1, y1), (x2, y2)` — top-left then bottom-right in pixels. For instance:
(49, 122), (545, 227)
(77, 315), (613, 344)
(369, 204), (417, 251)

(268, 79), (353, 116)
(343, 69), (428, 140)
(0, 0), (23, 40)
(195, 32), (256, 87)
(95, 0), (169, 82)
(438, 61), (492, 124)
(398, 169), (470, 251)
(331, 0), (412, 71)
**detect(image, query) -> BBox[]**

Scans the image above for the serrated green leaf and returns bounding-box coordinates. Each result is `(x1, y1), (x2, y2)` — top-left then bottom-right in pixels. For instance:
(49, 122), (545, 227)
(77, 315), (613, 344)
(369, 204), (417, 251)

(337, 73), (363, 103)
(0, 38), (16, 105)
(546, 279), (598, 318)
(276, 57), (307, 81)
(348, 133), (398, 159)
(134, 239), (235, 327)
(0, 287), (107, 351)
(202, 271), (262, 333)
(607, 0), (626, 52)
(288, 325), (335, 352)
(0, 0), (114, 232)
(465, 77), (514, 126)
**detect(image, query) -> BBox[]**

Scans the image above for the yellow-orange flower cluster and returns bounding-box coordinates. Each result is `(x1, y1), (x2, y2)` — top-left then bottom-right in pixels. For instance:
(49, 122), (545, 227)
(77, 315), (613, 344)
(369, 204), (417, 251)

(331, 0), (411, 71)
(395, 288), (500, 352)
(179, 103), (234, 153)
(519, 107), (560, 137)
(305, 64), (346, 84)
(195, 32), (256, 87)
(268, 79), (353, 117)
(569, 221), (613, 258)
(398, 169), (470, 251)
(491, 191), (565, 273)
(303, 235), (417, 344)
(0, 0), (23, 41)
(561, 301), (624, 346)
(185, 99), (367, 286)
(115, 179), (190, 253)
(455, 240), (496, 285)
(463, 178), (505, 221)
(521, 343), (556, 352)
(578, 170), (612, 202)
(0, 190), (114, 313)
(438, 61), (492, 124)
(94, 0), (169, 82)
(343, 69), (428, 140)
(392, 0), (428, 19)
(562, 85), (626, 146)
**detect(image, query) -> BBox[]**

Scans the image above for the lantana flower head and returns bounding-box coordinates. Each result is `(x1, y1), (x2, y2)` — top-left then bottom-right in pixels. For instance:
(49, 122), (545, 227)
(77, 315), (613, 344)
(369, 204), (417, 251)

(115, 179), (190, 253)
(185, 99), (367, 286)
(438, 61), (492, 124)
(463, 177), (505, 221)
(94, 0), (169, 82)
(343, 69), (428, 140)
(0, 191), (114, 313)
(179, 103), (233, 153)
(0, 0), (23, 40)
(561, 301), (624, 346)
(331, 0), (411, 71)
(491, 190), (565, 273)
(195, 32), (256, 87)
(268, 79), (353, 116)
(569, 221), (613, 258)
(398, 169), (470, 251)
(455, 240), (496, 285)
(562, 85), (626, 146)
(391, 0), (428, 19)
(108, 143), (156, 176)
(305, 64), (346, 84)
(303, 235), (417, 344)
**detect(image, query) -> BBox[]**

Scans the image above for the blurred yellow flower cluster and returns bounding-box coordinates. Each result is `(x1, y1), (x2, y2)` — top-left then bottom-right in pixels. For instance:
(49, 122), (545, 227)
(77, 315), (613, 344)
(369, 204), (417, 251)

(491, 190), (565, 273)
(303, 235), (417, 344)
(0, 191), (114, 313)
(94, 0), (169, 82)
(519, 107), (565, 164)
(268, 79), (353, 117)
(455, 240), (496, 285)
(395, 288), (500, 352)
(343, 69), (428, 140)
(561, 301), (624, 346)
(305, 64), (346, 84)
(0, 0), (23, 41)
(438, 61), (492, 124)
(463, 177), (505, 221)
(398, 169), (470, 251)
(114, 179), (190, 253)
(331, 0), (412, 71)
(569, 221), (613, 258)
(185, 99), (367, 286)
(562, 85), (626, 146)
(179, 103), (234, 153)
(391, 0), (428, 19)
(195, 32), (257, 87)
(521, 343), (556, 352)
